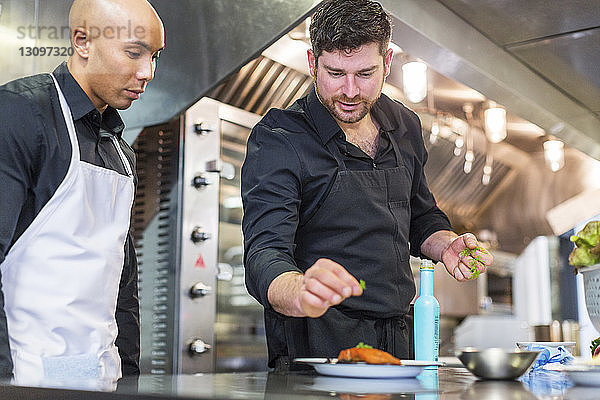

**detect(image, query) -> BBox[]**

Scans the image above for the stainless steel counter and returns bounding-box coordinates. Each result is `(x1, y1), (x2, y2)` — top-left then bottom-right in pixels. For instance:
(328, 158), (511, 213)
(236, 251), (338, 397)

(0, 367), (597, 399)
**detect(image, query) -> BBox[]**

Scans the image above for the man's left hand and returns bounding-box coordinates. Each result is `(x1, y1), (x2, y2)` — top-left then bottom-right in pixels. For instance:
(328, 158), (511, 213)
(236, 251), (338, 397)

(441, 233), (493, 281)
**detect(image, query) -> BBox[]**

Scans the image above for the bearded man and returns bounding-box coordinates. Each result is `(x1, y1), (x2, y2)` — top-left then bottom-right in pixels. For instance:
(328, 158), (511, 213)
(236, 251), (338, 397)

(241, 0), (492, 371)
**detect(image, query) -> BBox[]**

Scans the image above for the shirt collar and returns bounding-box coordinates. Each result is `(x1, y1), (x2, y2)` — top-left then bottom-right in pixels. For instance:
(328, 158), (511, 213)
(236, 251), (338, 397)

(305, 88), (408, 143)
(305, 89), (344, 144)
(371, 94), (404, 134)
(52, 62), (125, 137)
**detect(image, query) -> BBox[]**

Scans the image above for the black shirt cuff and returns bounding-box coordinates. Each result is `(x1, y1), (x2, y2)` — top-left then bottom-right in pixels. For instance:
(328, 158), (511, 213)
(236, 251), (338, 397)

(246, 248), (302, 308)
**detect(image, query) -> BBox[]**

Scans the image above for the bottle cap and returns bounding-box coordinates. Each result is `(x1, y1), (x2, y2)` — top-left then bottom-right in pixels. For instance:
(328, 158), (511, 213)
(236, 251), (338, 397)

(420, 259), (435, 270)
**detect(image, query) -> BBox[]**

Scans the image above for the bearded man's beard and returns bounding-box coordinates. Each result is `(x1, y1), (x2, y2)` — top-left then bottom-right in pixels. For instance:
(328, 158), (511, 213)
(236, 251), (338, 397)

(315, 80), (381, 124)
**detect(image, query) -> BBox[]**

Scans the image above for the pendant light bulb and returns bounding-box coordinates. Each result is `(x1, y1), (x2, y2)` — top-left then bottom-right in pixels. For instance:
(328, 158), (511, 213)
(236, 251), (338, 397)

(482, 173), (491, 186)
(464, 160), (472, 174)
(482, 153), (493, 186)
(463, 150), (474, 174)
(484, 107), (507, 143)
(402, 61), (427, 103)
(543, 140), (565, 172)
(429, 121), (439, 144)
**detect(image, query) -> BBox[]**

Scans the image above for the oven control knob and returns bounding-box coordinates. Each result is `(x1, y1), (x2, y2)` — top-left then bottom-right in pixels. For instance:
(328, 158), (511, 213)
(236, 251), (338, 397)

(194, 122), (215, 135)
(190, 282), (212, 298)
(191, 227), (211, 243)
(189, 339), (211, 355)
(192, 175), (211, 188)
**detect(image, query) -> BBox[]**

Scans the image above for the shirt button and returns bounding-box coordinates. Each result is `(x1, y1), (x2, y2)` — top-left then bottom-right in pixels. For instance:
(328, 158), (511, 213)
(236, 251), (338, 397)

(373, 162), (377, 168)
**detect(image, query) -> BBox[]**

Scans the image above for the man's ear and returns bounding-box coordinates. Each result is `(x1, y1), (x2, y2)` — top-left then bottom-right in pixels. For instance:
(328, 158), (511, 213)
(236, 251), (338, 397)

(71, 27), (90, 59)
(307, 49), (317, 78)
(384, 47), (393, 78)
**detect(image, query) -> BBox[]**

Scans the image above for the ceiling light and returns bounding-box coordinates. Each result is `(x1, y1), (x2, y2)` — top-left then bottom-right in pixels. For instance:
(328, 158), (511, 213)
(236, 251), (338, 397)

(402, 61), (427, 103)
(453, 136), (464, 157)
(464, 160), (473, 174)
(482, 173), (491, 186)
(464, 150), (474, 174)
(543, 140), (565, 172)
(484, 106), (507, 143)
(482, 153), (493, 186)
(429, 120), (439, 144)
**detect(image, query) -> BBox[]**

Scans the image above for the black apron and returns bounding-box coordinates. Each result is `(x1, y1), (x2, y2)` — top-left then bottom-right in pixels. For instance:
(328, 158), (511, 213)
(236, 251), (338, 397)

(267, 131), (416, 370)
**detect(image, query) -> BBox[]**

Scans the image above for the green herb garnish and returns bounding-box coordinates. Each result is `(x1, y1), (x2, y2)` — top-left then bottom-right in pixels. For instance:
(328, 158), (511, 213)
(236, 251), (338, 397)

(459, 246), (486, 280)
(355, 342), (373, 349)
(359, 279), (366, 290)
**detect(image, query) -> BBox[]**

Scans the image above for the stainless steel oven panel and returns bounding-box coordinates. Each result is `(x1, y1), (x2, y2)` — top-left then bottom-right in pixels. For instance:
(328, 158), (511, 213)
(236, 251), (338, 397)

(179, 98), (222, 373)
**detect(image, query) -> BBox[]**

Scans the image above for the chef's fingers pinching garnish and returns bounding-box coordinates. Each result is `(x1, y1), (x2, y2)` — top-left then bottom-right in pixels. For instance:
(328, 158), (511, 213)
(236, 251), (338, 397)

(459, 246), (486, 280)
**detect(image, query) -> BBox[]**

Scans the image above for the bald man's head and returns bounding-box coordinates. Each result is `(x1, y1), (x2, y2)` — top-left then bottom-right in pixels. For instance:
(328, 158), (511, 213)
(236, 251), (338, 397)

(67, 0), (165, 112)
(69, 0), (163, 42)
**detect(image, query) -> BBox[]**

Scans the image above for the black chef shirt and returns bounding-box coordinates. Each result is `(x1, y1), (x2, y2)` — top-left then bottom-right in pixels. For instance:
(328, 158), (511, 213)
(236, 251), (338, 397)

(0, 62), (140, 377)
(242, 89), (452, 309)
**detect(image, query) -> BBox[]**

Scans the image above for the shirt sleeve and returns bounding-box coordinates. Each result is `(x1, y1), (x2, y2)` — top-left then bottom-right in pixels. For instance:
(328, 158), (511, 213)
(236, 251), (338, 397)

(115, 233), (140, 376)
(0, 90), (43, 377)
(407, 113), (453, 258)
(241, 119), (304, 308)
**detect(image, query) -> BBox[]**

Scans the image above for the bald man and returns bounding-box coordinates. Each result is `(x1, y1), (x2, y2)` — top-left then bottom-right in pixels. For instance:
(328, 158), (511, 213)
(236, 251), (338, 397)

(0, 0), (164, 384)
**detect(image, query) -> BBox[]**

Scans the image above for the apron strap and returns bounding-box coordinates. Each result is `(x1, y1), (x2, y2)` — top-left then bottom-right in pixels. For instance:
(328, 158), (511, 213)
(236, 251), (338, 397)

(385, 130), (403, 168)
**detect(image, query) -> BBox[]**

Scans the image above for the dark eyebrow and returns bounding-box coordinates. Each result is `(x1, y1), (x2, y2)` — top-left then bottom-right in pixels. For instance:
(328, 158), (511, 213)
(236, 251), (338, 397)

(322, 64), (379, 73)
(322, 64), (344, 73)
(357, 66), (378, 73)
(126, 40), (164, 53)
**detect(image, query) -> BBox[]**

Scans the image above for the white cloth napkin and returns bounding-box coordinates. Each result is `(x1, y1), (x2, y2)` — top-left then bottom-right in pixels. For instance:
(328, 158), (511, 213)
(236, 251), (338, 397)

(525, 343), (574, 370)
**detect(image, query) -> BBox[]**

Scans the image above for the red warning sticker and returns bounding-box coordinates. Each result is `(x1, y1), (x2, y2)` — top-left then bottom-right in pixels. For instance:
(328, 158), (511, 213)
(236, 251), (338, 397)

(194, 254), (206, 268)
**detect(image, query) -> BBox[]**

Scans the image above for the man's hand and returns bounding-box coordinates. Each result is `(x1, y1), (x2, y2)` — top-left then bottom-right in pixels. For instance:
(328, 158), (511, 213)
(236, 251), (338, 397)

(267, 258), (363, 318)
(441, 233), (493, 281)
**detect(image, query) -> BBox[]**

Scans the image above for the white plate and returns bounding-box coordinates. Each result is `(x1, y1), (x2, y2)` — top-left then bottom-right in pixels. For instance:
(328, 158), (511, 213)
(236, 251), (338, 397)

(293, 358), (443, 379)
(563, 365), (600, 386)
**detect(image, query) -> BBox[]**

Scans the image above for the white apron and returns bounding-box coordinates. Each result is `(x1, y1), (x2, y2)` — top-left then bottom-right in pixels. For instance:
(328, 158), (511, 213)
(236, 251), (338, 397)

(0, 74), (134, 386)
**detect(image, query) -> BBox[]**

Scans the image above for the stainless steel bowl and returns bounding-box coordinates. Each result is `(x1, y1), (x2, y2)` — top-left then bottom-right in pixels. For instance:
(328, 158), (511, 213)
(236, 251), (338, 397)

(456, 348), (540, 380)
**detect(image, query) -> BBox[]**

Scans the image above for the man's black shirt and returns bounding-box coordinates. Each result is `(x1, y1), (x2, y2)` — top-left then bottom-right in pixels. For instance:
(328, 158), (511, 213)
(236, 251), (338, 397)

(241, 89), (452, 308)
(0, 62), (140, 377)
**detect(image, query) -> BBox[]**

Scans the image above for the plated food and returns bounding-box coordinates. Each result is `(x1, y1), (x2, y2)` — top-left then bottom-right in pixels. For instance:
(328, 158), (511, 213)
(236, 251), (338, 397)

(294, 343), (443, 378)
(337, 343), (403, 365)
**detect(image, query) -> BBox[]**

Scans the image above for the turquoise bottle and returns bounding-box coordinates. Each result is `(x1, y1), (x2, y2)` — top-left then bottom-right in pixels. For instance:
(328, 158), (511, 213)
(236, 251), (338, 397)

(416, 369), (439, 400)
(414, 259), (440, 362)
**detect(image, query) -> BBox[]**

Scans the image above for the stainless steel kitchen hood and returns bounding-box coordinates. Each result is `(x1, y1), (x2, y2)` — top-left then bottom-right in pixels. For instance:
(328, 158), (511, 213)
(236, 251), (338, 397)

(120, 0), (321, 133)
(379, 0), (600, 160)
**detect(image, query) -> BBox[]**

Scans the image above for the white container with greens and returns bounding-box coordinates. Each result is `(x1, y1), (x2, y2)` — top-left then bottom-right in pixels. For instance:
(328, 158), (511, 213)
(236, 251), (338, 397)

(569, 222), (600, 334)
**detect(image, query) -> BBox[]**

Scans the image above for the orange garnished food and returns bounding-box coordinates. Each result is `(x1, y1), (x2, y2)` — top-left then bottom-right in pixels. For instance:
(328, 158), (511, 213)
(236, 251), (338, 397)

(337, 343), (402, 365)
